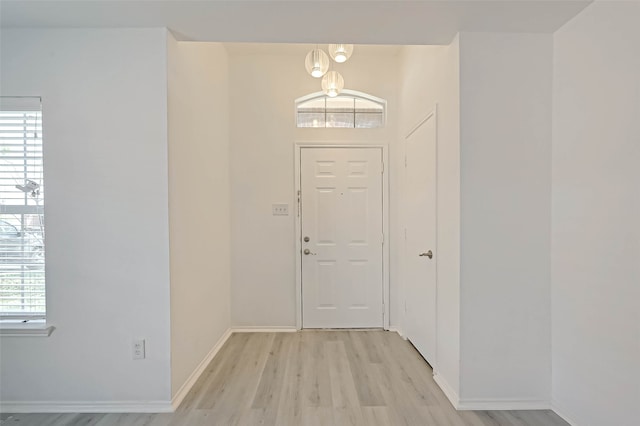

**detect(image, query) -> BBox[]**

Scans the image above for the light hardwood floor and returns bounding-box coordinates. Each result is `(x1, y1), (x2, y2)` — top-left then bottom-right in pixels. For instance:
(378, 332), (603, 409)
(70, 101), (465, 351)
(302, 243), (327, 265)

(1, 330), (568, 425)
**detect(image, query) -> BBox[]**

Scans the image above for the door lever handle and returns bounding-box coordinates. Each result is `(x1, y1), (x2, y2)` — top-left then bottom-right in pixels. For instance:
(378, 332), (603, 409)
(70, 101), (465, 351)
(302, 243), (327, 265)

(419, 250), (433, 259)
(303, 249), (317, 256)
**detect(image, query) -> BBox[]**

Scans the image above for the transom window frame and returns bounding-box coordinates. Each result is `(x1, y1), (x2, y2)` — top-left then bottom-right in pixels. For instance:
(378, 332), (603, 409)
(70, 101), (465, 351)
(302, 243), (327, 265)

(295, 89), (387, 129)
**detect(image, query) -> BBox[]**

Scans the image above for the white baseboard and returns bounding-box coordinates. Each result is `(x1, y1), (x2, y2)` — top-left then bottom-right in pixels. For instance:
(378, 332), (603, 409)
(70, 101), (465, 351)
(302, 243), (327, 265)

(457, 398), (550, 411)
(0, 401), (173, 413)
(431, 371), (550, 412)
(231, 326), (297, 333)
(551, 400), (580, 426)
(388, 326), (407, 339)
(433, 372), (460, 408)
(171, 327), (232, 411)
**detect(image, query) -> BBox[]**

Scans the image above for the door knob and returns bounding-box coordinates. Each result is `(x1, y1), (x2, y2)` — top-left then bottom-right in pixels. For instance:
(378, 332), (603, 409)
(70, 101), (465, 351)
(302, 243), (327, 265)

(303, 249), (316, 256)
(419, 250), (433, 259)
(304, 236), (310, 242)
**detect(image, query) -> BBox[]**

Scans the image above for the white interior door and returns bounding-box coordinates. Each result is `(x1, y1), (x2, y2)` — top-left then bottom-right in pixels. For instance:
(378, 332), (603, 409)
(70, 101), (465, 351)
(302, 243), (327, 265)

(301, 147), (384, 328)
(404, 113), (437, 364)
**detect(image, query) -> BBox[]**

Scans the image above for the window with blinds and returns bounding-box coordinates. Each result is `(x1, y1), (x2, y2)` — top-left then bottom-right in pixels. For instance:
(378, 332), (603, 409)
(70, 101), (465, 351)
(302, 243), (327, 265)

(0, 97), (45, 319)
(296, 90), (386, 129)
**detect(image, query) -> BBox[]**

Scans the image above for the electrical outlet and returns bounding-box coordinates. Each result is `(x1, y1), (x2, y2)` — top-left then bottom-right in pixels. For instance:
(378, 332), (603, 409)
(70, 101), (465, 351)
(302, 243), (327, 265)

(272, 203), (289, 216)
(132, 339), (145, 360)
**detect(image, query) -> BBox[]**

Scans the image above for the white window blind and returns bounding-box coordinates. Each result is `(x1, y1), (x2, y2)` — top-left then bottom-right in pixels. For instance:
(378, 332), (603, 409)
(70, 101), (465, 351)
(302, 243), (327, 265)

(0, 97), (45, 319)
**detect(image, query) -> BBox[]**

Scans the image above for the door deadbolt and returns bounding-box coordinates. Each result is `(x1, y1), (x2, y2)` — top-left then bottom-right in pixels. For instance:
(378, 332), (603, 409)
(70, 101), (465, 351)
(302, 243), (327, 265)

(419, 250), (433, 259)
(304, 236), (310, 242)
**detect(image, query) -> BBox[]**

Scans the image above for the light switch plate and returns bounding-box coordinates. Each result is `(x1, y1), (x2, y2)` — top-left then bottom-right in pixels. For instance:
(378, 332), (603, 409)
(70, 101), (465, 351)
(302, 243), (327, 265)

(132, 339), (145, 360)
(272, 204), (289, 216)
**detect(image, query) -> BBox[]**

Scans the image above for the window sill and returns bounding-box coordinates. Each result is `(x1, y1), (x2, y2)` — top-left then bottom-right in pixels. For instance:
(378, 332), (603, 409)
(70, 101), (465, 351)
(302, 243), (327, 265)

(0, 320), (55, 337)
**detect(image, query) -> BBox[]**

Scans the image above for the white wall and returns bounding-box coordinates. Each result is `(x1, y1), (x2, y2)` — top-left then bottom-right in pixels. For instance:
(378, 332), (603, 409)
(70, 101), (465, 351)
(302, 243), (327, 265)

(552, 2), (640, 425)
(458, 32), (553, 404)
(435, 37), (461, 401)
(167, 37), (231, 398)
(228, 49), (399, 327)
(397, 39), (461, 397)
(0, 29), (172, 405)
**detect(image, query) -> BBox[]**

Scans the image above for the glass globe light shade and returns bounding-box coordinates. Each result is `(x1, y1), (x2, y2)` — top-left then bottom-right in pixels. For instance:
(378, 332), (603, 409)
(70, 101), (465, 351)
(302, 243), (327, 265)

(321, 71), (345, 98)
(328, 44), (354, 63)
(305, 49), (330, 78)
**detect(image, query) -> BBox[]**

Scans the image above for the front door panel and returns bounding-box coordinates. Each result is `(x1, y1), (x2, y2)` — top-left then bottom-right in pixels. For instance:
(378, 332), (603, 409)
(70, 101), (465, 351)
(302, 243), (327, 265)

(301, 147), (383, 328)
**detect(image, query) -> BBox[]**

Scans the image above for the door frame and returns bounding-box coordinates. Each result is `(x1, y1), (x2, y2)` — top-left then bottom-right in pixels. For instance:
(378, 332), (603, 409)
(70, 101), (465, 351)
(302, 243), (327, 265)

(294, 142), (390, 330)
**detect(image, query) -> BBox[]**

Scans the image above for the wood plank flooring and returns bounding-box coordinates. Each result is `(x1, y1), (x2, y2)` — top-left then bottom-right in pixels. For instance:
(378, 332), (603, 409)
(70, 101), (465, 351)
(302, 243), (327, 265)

(1, 330), (568, 426)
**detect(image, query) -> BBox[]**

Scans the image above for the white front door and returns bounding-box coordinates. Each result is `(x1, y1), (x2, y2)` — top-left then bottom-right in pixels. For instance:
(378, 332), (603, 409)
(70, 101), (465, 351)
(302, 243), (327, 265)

(300, 147), (384, 328)
(404, 113), (437, 365)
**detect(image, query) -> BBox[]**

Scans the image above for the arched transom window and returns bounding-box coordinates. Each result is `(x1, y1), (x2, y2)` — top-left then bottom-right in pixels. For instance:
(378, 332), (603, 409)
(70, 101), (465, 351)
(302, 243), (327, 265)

(295, 90), (386, 129)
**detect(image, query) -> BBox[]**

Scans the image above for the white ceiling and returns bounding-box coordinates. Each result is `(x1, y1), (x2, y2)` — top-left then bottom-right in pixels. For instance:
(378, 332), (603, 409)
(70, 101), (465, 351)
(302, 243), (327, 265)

(0, 0), (592, 45)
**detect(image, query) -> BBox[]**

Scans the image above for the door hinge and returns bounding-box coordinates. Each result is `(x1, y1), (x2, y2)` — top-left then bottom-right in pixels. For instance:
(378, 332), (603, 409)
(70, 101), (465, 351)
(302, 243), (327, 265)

(381, 161), (384, 174)
(297, 190), (301, 217)
(382, 232), (385, 245)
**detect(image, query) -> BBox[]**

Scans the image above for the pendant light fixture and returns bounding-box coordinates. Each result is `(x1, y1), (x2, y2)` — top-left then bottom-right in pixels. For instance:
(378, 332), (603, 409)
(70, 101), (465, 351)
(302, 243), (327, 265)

(321, 70), (344, 97)
(328, 44), (354, 63)
(305, 48), (330, 78)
